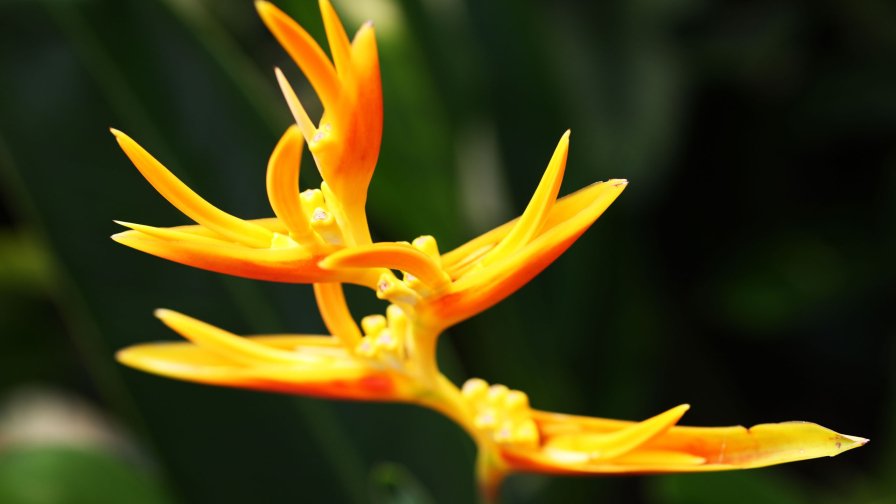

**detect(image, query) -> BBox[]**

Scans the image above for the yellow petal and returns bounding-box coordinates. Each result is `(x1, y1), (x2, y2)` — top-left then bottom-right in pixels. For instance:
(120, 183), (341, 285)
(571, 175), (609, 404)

(544, 404), (689, 461)
(153, 309), (325, 365)
(113, 221), (224, 246)
(274, 69), (317, 143)
(319, 0), (354, 81)
(441, 179), (622, 278)
(651, 421), (869, 469)
(425, 180), (627, 328)
(111, 129), (274, 248)
(116, 337), (399, 401)
(255, 0), (339, 110)
(321, 242), (451, 291)
(506, 409), (869, 475)
(479, 131), (569, 267)
(611, 450), (706, 466)
(313, 282), (362, 347)
(265, 125), (322, 245)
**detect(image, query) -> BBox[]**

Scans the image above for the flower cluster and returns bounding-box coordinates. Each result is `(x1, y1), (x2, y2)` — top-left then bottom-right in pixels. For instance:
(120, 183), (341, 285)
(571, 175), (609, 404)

(112, 1), (865, 500)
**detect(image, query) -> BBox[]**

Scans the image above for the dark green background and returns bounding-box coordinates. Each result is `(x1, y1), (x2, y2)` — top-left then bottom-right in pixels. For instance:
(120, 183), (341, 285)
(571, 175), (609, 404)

(0, 0), (892, 502)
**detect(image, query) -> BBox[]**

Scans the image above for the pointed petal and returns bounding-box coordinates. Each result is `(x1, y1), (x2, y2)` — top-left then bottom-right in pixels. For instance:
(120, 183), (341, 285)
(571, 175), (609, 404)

(113, 221), (224, 245)
(544, 405), (689, 461)
(321, 243), (451, 291)
(311, 19), (382, 246)
(111, 129), (274, 248)
(274, 69), (317, 142)
(426, 180), (627, 327)
(116, 338), (400, 401)
(255, 0), (339, 110)
(154, 309), (324, 365)
(480, 131), (569, 267)
(265, 125), (322, 245)
(441, 179), (621, 277)
(504, 409), (868, 475)
(650, 421), (869, 469)
(319, 0), (353, 80)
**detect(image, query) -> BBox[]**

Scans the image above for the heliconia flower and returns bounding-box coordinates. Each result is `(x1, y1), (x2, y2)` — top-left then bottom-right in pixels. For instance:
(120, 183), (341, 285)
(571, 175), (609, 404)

(457, 378), (868, 498)
(111, 0), (866, 501)
(320, 131), (628, 329)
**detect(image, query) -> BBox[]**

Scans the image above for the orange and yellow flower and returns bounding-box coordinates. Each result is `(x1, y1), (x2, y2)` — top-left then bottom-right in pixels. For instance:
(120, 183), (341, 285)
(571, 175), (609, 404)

(111, 1), (865, 501)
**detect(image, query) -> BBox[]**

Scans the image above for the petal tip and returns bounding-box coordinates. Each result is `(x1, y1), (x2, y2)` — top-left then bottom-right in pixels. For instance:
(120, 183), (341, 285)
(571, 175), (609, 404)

(110, 230), (131, 243)
(114, 347), (132, 366)
(839, 434), (869, 451)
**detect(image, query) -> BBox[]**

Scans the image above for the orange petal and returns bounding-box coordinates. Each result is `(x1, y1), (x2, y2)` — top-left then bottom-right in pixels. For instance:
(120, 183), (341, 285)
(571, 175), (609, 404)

(479, 131), (569, 267)
(543, 404), (689, 461)
(319, 0), (353, 81)
(117, 337), (401, 401)
(265, 125), (323, 246)
(503, 409), (868, 475)
(111, 222), (376, 287)
(154, 309), (325, 365)
(312, 19), (382, 245)
(321, 242), (450, 291)
(274, 69), (317, 143)
(118, 312), (409, 402)
(111, 129), (274, 248)
(256, 0), (339, 110)
(313, 283), (363, 347)
(424, 180), (627, 328)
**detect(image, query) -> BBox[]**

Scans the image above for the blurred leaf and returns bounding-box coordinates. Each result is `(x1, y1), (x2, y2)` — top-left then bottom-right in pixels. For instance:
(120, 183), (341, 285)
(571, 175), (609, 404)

(649, 472), (808, 504)
(0, 232), (53, 293)
(0, 445), (172, 504)
(368, 462), (435, 504)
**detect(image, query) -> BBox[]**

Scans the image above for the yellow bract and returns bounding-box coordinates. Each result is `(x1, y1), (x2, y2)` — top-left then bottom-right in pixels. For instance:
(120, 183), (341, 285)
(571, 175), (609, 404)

(111, 0), (866, 501)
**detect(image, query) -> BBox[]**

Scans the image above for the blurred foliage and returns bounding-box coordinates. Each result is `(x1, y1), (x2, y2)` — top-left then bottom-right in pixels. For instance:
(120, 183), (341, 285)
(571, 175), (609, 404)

(0, 445), (171, 504)
(0, 0), (893, 502)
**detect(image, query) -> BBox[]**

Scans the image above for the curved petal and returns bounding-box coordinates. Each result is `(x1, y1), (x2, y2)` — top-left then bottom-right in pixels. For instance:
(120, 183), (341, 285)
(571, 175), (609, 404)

(111, 129), (275, 248)
(116, 312), (410, 402)
(499, 409), (868, 475)
(112, 221), (381, 286)
(260, 0), (381, 246)
(423, 180), (627, 328)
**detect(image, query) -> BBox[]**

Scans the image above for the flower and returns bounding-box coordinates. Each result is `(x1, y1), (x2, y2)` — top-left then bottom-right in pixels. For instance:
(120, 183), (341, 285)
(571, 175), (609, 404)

(111, 1), (866, 501)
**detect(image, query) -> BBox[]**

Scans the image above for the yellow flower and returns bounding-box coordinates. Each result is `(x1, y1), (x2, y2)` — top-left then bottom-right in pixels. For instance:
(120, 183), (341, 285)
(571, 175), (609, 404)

(111, 1), (866, 501)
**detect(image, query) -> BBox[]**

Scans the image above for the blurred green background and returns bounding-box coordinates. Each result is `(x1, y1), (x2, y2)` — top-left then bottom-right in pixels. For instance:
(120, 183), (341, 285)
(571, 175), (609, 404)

(1, 0), (893, 502)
